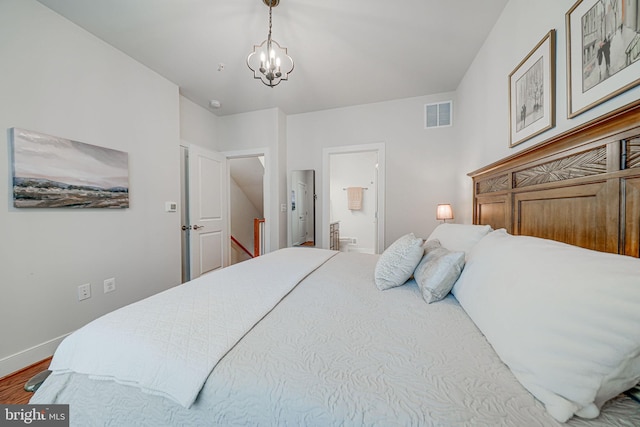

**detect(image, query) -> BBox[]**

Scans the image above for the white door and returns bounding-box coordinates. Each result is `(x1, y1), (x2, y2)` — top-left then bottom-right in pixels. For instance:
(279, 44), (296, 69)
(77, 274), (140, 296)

(188, 145), (228, 278)
(296, 181), (307, 244)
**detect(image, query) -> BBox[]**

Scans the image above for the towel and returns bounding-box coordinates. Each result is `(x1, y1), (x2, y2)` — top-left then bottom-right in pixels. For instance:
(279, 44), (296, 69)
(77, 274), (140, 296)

(347, 187), (363, 210)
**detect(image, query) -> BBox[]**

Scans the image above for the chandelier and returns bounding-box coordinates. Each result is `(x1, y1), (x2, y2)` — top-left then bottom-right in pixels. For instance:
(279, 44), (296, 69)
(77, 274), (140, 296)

(247, 0), (294, 88)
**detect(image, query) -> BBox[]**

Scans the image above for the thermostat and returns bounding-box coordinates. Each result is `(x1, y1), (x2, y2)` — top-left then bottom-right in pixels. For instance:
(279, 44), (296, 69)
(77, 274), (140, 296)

(165, 201), (177, 212)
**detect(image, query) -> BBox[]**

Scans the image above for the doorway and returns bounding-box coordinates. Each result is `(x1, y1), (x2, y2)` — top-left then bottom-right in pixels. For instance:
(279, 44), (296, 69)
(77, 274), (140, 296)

(225, 147), (271, 264)
(181, 145), (271, 282)
(228, 156), (265, 265)
(322, 143), (385, 254)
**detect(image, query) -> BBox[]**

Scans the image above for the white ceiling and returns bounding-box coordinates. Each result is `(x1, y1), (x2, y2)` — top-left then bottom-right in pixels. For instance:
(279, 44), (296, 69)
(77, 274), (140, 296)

(37, 0), (508, 117)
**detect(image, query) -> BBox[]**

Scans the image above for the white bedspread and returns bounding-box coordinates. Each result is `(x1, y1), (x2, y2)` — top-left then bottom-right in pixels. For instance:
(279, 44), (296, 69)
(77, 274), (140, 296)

(35, 252), (640, 426)
(48, 247), (337, 408)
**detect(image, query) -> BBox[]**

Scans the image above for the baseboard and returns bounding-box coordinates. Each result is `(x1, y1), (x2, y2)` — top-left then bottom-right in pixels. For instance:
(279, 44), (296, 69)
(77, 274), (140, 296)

(0, 334), (69, 378)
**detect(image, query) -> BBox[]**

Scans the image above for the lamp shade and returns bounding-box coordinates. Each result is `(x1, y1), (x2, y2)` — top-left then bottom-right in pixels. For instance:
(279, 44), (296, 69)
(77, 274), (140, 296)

(436, 204), (454, 221)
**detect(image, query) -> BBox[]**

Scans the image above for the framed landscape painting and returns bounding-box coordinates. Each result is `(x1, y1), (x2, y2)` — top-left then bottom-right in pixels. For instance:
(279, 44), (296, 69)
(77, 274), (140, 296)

(566, 0), (640, 118)
(509, 30), (556, 147)
(9, 128), (129, 208)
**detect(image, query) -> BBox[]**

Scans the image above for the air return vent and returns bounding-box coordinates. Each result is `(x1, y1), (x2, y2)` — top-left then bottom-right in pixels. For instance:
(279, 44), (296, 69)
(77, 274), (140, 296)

(425, 101), (452, 129)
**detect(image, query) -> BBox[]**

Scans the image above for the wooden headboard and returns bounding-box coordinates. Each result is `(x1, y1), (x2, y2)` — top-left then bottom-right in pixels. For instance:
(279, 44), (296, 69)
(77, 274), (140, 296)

(469, 100), (640, 257)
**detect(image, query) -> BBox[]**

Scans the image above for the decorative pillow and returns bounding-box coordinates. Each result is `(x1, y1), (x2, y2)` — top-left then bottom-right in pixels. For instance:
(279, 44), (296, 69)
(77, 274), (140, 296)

(374, 233), (424, 290)
(421, 238), (442, 254)
(452, 229), (640, 422)
(414, 239), (465, 303)
(427, 223), (492, 257)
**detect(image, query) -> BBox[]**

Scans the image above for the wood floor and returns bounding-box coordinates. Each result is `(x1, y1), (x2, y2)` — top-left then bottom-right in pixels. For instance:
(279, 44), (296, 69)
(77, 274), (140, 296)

(0, 358), (51, 404)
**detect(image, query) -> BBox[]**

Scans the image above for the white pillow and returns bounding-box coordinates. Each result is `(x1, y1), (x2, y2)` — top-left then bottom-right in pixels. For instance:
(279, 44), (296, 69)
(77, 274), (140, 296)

(452, 229), (640, 422)
(427, 223), (492, 256)
(414, 239), (465, 303)
(374, 233), (424, 290)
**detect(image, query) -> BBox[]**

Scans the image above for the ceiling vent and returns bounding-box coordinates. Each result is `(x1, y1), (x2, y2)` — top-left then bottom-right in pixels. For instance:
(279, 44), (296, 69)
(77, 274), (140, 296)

(425, 101), (452, 129)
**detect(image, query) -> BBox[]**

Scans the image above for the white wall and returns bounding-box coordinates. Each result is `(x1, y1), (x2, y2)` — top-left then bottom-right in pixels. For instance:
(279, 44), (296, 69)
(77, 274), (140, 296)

(0, 0), (181, 376)
(179, 96), (219, 150)
(455, 0), (640, 223)
(288, 93), (459, 247)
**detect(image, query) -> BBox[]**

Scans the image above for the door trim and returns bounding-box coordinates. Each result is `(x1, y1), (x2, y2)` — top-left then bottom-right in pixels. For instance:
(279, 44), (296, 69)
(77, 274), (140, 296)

(322, 143), (386, 253)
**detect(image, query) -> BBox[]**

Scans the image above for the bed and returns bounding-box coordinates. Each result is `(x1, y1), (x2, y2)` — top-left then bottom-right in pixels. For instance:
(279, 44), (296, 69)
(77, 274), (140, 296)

(31, 103), (640, 426)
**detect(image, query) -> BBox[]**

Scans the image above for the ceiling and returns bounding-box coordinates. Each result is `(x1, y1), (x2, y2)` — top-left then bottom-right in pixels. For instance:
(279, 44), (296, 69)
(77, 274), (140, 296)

(37, 0), (508, 117)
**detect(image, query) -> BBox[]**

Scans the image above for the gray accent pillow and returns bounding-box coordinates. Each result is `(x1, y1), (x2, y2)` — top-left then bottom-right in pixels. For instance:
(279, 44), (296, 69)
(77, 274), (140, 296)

(415, 239), (465, 303)
(374, 233), (424, 290)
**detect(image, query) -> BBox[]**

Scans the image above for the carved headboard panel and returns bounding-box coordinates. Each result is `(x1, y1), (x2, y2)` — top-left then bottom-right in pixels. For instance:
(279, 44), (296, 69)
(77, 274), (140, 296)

(468, 101), (640, 257)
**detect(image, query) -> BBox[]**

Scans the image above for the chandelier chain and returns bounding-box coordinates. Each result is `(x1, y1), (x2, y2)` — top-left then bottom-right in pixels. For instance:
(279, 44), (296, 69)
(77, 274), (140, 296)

(268, 4), (273, 42)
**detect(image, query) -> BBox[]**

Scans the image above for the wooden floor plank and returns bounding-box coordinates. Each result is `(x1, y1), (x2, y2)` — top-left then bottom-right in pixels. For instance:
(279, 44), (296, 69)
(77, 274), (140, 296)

(0, 358), (52, 404)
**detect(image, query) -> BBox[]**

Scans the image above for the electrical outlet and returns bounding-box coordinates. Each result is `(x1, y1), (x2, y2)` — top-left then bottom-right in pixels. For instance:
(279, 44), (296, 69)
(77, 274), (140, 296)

(280, 204), (287, 212)
(77, 283), (91, 301)
(104, 277), (116, 293)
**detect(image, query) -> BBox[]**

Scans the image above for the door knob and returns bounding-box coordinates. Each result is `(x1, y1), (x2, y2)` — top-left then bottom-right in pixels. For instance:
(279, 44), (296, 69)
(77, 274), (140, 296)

(193, 225), (205, 230)
(181, 225), (192, 231)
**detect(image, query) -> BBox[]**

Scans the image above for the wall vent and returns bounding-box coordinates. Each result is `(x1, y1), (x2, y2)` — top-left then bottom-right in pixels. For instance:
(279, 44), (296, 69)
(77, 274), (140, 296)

(425, 101), (452, 129)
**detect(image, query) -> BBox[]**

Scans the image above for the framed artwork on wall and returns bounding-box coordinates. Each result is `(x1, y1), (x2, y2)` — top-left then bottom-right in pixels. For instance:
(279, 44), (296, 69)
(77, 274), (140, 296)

(509, 30), (556, 148)
(566, 0), (640, 118)
(9, 128), (129, 208)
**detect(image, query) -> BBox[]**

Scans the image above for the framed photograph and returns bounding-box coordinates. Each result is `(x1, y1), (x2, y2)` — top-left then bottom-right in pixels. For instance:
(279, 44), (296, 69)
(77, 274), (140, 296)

(566, 0), (640, 118)
(509, 30), (556, 147)
(9, 128), (129, 208)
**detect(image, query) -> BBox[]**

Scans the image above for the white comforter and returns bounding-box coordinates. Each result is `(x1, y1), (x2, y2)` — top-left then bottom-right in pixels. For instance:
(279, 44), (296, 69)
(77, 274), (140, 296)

(35, 251), (639, 426)
(48, 247), (337, 408)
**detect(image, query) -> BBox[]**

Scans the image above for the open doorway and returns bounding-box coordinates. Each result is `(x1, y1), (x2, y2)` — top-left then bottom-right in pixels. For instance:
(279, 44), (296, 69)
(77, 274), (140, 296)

(323, 143), (385, 254)
(228, 156), (265, 265)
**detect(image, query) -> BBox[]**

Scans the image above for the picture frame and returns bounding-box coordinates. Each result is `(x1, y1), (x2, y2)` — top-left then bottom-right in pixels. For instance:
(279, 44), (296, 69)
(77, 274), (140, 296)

(9, 128), (129, 208)
(509, 30), (556, 148)
(566, 0), (640, 118)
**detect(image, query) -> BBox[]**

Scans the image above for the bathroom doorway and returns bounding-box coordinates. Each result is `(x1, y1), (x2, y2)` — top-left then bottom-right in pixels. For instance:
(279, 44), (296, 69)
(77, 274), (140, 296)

(323, 143), (385, 254)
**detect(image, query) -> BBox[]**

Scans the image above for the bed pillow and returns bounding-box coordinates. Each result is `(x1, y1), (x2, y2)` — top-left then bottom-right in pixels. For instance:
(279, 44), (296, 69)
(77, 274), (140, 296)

(452, 229), (640, 422)
(427, 223), (492, 257)
(414, 239), (465, 303)
(374, 233), (424, 290)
